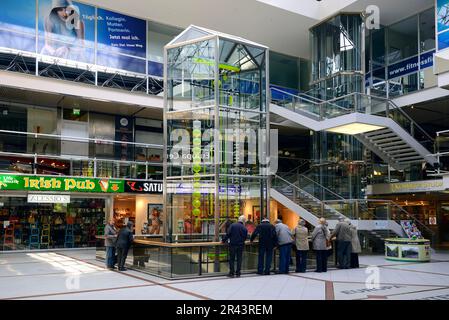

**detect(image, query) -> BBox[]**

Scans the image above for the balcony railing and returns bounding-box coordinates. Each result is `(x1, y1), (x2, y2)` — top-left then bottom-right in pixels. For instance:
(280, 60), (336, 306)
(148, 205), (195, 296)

(0, 129), (163, 180)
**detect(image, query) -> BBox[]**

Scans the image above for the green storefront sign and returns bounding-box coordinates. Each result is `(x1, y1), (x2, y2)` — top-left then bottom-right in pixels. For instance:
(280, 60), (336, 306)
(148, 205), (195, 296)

(0, 174), (124, 193)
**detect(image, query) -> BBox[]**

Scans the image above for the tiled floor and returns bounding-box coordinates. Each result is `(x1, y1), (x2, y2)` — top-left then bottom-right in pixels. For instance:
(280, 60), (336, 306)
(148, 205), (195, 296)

(1, 249), (449, 300)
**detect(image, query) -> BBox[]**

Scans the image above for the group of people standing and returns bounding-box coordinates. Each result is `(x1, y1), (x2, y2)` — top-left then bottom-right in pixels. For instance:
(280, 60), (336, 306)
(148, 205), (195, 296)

(222, 215), (361, 277)
(104, 219), (135, 271)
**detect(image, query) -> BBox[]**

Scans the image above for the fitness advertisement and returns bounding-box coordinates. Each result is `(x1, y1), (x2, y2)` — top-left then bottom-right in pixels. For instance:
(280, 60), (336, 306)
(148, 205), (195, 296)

(437, 0), (449, 50)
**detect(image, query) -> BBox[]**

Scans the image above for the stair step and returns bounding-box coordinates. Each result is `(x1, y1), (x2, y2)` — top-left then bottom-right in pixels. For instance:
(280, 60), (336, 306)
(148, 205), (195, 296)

(373, 136), (403, 145)
(390, 152), (421, 159)
(364, 128), (392, 137)
(395, 155), (424, 161)
(367, 132), (397, 140)
(376, 141), (409, 149)
(387, 148), (416, 155)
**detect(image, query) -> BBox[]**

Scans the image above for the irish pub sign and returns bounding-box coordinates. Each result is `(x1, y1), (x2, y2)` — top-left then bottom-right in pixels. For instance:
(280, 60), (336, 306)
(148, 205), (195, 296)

(0, 175), (124, 193)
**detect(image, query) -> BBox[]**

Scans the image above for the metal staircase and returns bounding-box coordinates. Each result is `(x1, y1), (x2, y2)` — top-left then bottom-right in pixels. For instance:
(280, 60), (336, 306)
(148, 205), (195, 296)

(270, 89), (438, 170)
(271, 174), (441, 244)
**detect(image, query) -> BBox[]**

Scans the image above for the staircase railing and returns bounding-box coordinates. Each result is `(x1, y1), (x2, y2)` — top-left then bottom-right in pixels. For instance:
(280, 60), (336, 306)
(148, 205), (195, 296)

(322, 198), (436, 244)
(324, 92), (435, 153)
(272, 175), (345, 220)
(270, 89), (436, 157)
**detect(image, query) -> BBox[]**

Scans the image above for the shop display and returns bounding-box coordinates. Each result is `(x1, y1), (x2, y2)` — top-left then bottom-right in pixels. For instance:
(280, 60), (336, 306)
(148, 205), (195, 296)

(0, 197), (106, 251)
(385, 238), (431, 262)
(147, 204), (163, 235)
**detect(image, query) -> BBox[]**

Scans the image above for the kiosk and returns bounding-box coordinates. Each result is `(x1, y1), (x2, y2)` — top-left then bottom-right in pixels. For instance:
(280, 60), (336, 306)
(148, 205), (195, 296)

(385, 238), (431, 262)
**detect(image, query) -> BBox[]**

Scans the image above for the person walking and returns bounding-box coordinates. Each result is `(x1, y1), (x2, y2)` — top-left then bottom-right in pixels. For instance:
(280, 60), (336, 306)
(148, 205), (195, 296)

(311, 218), (330, 273)
(275, 219), (293, 274)
(222, 215), (248, 278)
(348, 220), (361, 268)
(250, 218), (277, 275)
(292, 219), (309, 273)
(104, 218), (117, 269)
(116, 221), (134, 271)
(331, 217), (352, 269)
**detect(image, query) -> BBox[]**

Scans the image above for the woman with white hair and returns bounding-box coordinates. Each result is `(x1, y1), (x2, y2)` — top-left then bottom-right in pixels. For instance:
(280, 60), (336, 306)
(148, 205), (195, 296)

(348, 220), (362, 268)
(292, 219), (309, 273)
(311, 217), (330, 273)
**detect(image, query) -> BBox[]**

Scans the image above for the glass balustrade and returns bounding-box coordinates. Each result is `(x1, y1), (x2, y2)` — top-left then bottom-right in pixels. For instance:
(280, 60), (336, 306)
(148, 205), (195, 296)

(0, 130), (163, 180)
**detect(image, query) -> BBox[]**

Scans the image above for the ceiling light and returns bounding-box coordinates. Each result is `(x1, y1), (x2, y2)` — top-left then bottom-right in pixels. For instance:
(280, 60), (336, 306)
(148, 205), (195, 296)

(326, 123), (385, 135)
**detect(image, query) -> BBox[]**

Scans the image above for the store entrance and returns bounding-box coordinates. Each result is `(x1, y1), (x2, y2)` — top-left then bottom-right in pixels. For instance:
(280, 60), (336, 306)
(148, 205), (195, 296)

(0, 195), (107, 251)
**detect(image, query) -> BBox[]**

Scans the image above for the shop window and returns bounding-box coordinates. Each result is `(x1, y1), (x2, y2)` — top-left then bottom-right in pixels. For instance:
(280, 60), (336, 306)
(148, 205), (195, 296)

(0, 197), (106, 251)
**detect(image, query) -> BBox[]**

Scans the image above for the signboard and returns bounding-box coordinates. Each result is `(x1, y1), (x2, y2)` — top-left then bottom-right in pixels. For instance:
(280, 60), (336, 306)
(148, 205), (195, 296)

(125, 180), (163, 194)
(0, 174), (124, 193)
(367, 177), (449, 195)
(96, 8), (146, 73)
(27, 194), (71, 204)
(387, 51), (435, 80)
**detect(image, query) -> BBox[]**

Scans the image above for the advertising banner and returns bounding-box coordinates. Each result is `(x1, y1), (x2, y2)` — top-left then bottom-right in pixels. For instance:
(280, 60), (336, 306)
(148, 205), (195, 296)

(0, 174), (124, 193)
(0, 0), (36, 53)
(96, 8), (146, 73)
(38, 0), (96, 64)
(437, 0), (449, 51)
(387, 50), (435, 80)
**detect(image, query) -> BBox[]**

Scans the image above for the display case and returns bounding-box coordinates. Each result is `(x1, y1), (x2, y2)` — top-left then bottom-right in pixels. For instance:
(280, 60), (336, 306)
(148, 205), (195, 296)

(385, 238), (431, 262)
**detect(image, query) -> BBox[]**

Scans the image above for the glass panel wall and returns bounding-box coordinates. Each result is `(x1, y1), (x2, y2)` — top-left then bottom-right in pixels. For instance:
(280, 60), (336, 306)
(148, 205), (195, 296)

(366, 7), (436, 98)
(164, 28), (269, 243)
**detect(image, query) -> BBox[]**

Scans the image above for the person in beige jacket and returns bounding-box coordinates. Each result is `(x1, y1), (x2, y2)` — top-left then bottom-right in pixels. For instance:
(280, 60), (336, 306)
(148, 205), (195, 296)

(348, 219), (362, 268)
(292, 219), (309, 273)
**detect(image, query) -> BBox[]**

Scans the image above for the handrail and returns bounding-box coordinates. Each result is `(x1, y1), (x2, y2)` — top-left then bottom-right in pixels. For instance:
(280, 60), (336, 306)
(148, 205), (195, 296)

(325, 92), (434, 143)
(0, 129), (164, 149)
(279, 159), (311, 177)
(273, 175), (346, 219)
(271, 87), (322, 105)
(298, 173), (345, 200)
(0, 150), (163, 166)
(322, 198), (436, 242)
(273, 175), (323, 205)
(270, 87), (350, 112)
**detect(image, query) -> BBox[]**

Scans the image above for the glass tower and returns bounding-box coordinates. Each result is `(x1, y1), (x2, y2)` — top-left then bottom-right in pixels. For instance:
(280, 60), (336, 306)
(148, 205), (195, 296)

(309, 13), (367, 199)
(163, 26), (270, 243)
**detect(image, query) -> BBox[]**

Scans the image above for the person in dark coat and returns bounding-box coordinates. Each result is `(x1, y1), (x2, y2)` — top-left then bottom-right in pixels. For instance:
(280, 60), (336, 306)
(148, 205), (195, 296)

(222, 215), (248, 278)
(116, 221), (134, 271)
(250, 218), (278, 275)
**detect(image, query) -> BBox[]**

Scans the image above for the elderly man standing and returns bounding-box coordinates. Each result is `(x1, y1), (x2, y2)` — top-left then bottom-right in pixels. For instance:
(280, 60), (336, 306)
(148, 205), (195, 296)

(275, 219), (293, 274)
(250, 218), (277, 275)
(104, 218), (117, 270)
(331, 217), (353, 269)
(293, 219), (309, 273)
(222, 215), (248, 278)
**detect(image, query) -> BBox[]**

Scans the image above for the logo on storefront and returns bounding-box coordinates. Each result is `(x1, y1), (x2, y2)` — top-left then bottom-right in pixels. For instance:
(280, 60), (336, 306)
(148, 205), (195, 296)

(125, 181), (162, 194)
(27, 194), (71, 204)
(0, 174), (124, 193)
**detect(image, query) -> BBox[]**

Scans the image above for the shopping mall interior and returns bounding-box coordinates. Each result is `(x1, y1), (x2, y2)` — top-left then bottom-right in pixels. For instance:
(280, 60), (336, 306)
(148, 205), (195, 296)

(1, 0), (449, 301)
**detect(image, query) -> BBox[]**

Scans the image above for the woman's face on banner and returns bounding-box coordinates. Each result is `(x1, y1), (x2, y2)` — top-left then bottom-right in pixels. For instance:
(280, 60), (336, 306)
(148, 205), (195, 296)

(56, 7), (69, 21)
